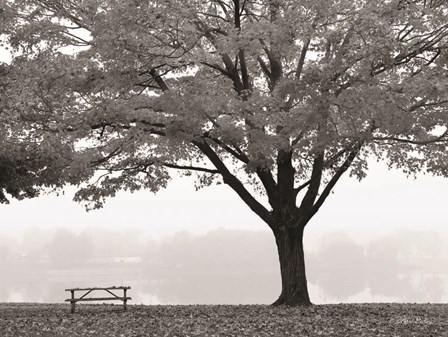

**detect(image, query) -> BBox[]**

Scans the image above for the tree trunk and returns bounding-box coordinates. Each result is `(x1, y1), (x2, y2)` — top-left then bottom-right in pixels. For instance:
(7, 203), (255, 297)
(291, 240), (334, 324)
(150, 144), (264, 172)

(272, 226), (311, 306)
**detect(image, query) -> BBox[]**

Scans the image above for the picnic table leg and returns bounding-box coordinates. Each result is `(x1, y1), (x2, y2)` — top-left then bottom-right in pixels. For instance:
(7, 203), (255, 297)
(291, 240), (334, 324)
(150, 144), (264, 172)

(123, 289), (127, 311)
(70, 291), (76, 314)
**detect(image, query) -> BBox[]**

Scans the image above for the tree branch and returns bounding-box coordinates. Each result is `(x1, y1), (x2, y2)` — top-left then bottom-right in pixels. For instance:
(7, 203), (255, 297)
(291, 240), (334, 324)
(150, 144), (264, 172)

(294, 179), (311, 197)
(276, 149), (296, 212)
(295, 38), (310, 80)
(233, 0), (241, 28)
(208, 136), (250, 163)
(201, 62), (232, 77)
(265, 49), (283, 90)
(298, 152), (324, 213)
(149, 69), (170, 91)
(239, 49), (250, 90)
(257, 56), (272, 82)
(194, 139), (273, 227)
(233, 1), (250, 90)
(90, 147), (123, 167)
(206, 135), (277, 209)
(163, 163), (219, 174)
(374, 130), (448, 145)
(409, 99), (448, 112)
(222, 53), (244, 92)
(308, 145), (361, 220)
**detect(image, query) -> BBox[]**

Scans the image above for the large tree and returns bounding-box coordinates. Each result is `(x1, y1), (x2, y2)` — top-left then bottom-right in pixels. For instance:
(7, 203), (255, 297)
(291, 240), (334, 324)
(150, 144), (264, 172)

(4, 0), (448, 305)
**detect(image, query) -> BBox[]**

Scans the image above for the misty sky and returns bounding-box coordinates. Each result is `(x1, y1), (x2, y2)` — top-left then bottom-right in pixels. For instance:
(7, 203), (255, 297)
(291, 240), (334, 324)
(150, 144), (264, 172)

(1, 160), (448, 244)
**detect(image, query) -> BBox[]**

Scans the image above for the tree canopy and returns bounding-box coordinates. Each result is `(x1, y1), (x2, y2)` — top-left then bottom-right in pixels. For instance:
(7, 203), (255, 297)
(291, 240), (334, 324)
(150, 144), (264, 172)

(3, 0), (448, 305)
(3, 0), (448, 213)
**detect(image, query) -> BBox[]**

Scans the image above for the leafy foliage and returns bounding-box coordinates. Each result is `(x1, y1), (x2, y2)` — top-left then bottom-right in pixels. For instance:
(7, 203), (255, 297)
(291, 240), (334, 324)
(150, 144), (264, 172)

(1, 303), (448, 336)
(0, 62), (72, 203)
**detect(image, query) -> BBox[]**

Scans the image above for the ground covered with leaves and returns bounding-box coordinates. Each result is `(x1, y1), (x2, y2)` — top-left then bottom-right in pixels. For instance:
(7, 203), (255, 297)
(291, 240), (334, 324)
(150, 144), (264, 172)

(0, 303), (447, 336)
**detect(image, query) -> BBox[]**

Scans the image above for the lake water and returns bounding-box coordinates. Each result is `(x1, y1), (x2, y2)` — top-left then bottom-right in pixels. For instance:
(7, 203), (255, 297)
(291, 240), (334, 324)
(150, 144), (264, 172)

(1, 262), (447, 305)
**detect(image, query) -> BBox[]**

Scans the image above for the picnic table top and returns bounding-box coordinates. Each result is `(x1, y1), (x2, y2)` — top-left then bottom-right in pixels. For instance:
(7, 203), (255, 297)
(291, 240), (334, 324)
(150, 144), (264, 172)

(65, 296), (132, 302)
(65, 286), (131, 291)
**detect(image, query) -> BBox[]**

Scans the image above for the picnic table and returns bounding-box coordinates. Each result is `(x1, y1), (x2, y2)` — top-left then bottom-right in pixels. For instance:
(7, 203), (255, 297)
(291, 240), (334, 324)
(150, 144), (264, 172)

(65, 286), (131, 313)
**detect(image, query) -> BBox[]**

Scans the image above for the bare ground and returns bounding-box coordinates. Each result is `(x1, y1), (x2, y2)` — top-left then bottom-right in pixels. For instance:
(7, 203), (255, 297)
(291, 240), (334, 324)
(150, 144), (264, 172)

(0, 303), (447, 336)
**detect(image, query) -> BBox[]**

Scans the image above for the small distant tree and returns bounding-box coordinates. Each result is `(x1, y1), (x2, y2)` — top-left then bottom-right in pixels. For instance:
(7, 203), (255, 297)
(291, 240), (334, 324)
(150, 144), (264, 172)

(0, 245), (10, 261)
(4, 0), (448, 305)
(46, 229), (94, 266)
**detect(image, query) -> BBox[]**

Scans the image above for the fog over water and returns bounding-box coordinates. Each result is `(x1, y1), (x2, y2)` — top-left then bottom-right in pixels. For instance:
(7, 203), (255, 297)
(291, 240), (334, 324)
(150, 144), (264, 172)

(1, 227), (447, 305)
(1, 162), (448, 304)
